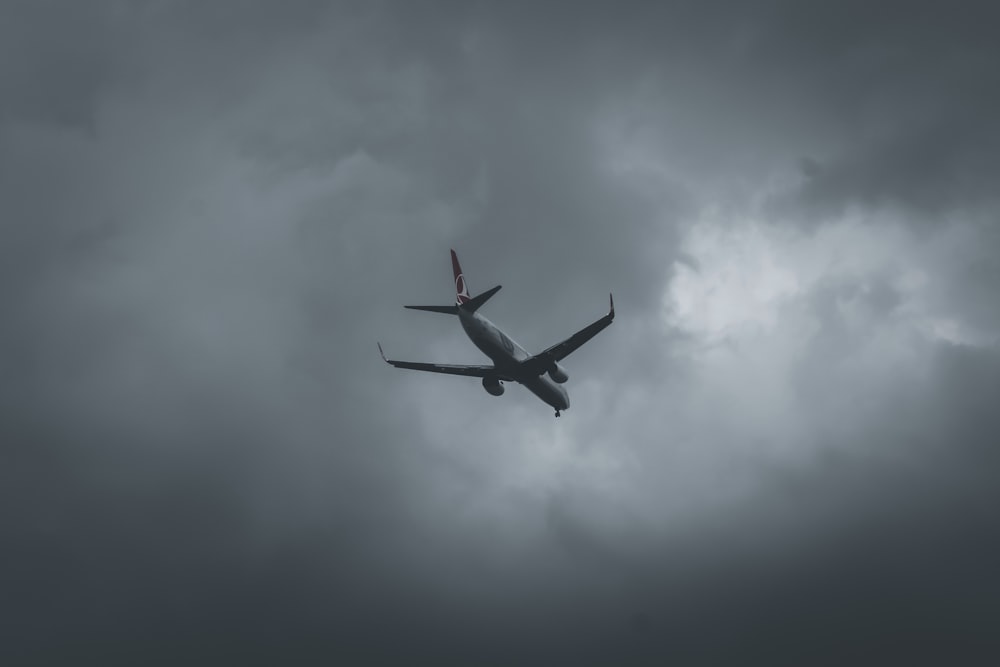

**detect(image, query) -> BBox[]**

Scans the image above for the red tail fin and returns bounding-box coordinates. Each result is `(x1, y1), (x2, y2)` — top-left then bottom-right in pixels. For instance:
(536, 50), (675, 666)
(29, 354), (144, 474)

(451, 249), (471, 306)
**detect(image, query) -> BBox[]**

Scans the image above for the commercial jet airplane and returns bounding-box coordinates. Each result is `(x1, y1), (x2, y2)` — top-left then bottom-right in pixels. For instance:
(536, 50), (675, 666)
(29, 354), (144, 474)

(378, 249), (614, 417)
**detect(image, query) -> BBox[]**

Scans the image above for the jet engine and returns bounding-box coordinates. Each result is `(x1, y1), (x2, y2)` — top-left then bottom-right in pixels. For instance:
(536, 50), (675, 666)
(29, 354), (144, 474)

(482, 376), (505, 396)
(548, 362), (568, 384)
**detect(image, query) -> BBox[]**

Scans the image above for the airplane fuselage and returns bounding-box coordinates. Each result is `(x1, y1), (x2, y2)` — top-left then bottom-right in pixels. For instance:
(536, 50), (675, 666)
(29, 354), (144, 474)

(380, 249), (612, 416)
(458, 308), (570, 413)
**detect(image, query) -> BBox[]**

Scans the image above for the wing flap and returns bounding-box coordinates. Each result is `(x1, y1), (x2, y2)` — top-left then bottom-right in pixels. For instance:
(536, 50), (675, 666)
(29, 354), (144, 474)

(378, 343), (510, 379)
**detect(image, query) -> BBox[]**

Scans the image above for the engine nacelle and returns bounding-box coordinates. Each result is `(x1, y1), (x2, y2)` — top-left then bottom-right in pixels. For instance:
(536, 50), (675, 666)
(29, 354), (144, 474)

(482, 376), (505, 396)
(548, 363), (568, 384)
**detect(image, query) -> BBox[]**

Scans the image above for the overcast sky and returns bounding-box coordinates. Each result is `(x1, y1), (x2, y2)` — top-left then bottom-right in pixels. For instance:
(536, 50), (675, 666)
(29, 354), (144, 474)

(3, 1), (999, 664)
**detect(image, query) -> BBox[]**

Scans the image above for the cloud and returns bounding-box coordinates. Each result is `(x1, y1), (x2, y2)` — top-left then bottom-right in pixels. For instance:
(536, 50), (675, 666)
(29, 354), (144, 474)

(2, 1), (998, 665)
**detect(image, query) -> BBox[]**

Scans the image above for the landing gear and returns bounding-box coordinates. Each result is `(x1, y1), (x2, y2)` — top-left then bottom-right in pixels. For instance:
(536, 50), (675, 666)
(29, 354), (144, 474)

(555, 410), (561, 417)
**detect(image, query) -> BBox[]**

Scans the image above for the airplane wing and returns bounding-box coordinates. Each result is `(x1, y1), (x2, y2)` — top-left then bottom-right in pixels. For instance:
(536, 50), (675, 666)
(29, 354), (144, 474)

(520, 294), (615, 375)
(378, 343), (511, 380)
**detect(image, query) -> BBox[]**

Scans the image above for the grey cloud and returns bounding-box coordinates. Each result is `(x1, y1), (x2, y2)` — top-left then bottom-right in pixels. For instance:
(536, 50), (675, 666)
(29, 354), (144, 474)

(755, 0), (1000, 221)
(2, 1), (1000, 665)
(0, 2), (120, 129)
(779, 109), (1000, 222)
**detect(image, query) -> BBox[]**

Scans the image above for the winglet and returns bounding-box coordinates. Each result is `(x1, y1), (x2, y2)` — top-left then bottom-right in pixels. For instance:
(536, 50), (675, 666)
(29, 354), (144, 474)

(377, 342), (388, 363)
(609, 293), (615, 319)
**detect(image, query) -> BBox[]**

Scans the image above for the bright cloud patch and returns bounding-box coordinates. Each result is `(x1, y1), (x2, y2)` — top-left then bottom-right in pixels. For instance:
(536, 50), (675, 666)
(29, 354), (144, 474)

(667, 217), (800, 338)
(667, 211), (989, 350)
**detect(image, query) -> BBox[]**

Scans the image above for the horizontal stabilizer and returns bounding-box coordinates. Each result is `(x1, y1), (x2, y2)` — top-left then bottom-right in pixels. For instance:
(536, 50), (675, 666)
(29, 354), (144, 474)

(462, 285), (502, 313)
(404, 305), (460, 314)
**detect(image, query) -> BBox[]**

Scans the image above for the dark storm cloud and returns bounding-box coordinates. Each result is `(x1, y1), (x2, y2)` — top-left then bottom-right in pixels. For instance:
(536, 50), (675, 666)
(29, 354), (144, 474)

(0, 2), (119, 129)
(785, 110), (1000, 220)
(752, 0), (1000, 221)
(2, 1), (999, 665)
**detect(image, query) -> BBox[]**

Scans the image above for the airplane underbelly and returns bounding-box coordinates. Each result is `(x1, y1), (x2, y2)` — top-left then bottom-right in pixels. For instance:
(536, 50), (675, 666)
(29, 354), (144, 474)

(462, 312), (566, 409)
(524, 376), (569, 410)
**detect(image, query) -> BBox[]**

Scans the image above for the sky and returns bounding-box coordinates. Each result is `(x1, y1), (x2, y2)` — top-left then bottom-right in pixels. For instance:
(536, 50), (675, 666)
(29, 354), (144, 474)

(2, 1), (999, 664)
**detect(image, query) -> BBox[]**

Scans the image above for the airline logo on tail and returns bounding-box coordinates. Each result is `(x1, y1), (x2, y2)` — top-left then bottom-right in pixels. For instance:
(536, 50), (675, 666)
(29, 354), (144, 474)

(451, 249), (471, 306)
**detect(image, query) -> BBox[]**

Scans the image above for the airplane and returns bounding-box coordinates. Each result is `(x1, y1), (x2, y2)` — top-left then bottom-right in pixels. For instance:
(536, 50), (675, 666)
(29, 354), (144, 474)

(378, 249), (614, 417)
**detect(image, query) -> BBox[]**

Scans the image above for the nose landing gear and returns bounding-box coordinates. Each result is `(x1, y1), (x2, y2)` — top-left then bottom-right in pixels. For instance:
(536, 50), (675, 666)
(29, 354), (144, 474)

(555, 410), (561, 417)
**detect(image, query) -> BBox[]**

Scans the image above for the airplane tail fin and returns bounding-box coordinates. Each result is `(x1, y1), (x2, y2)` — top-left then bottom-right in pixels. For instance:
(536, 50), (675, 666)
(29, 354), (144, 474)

(451, 249), (501, 312)
(452, 249), (472, 307)
(402, 250), (499, 314)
